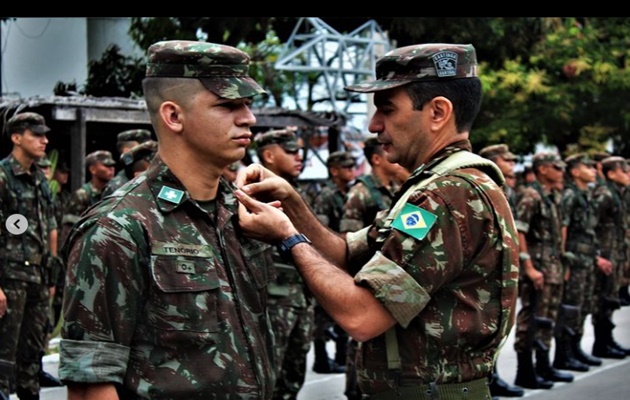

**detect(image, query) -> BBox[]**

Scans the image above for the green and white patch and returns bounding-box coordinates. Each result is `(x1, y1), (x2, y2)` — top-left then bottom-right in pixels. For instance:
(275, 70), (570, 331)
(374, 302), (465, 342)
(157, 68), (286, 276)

(392, 203), (437, 241)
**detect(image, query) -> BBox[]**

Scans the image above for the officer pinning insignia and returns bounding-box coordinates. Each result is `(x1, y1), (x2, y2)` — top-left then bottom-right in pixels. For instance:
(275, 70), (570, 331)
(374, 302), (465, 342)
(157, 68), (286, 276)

(392, 203), (437, 241)
(157, 186), (184, 204)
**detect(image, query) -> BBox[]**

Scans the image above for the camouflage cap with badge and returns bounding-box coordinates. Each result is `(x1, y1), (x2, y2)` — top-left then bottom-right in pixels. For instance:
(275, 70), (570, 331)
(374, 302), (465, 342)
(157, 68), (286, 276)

(5, 112), (51, 135)
(121, 140), (158, 168)
(146, 40), (266, 100)
(327, 151), (356, 168)
(478, 144), (517, 161)
(117, 129), (152, 144)
(532, 152), (566, 170)
(564, 152), (595, 169)
(254, 129), (301, 153)
(345, 43), (478, 93)
(85, 150), (117, 167)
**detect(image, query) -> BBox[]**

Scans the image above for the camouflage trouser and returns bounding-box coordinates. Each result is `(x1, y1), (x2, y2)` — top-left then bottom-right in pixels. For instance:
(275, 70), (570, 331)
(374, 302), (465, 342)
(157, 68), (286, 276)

(268, 300), (315, 400)
(513, 280), (562, 353)
(591, 257), (622, 325)
(0, 279), (50, 397)
(345, 338), (362, 399)
(561, 255), (596, 336)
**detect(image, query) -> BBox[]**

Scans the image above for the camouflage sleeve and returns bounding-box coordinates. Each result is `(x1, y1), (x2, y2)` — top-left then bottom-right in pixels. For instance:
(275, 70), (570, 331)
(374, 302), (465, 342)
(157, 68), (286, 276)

(311, 190), (331, 227)
(354, 174), (498, 328)
(59, 213), (147, 383)
(514, 187), (540, 234)
(340, 183), (371, 233)
(560, 188), (577, 228)
(62, 189), (87, 227)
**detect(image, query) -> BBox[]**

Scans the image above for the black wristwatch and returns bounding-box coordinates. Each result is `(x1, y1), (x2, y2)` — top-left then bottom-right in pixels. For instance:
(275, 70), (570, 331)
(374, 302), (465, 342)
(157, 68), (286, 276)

(277, 233), (312, 263)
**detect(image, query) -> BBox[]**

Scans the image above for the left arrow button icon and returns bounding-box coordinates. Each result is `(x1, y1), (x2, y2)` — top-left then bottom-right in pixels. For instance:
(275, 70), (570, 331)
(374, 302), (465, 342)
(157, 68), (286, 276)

(6, 214), (28, 235)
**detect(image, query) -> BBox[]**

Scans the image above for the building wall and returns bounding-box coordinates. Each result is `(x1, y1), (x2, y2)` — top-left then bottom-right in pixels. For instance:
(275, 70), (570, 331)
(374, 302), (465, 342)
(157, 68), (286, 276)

(1, 17), (140, 100)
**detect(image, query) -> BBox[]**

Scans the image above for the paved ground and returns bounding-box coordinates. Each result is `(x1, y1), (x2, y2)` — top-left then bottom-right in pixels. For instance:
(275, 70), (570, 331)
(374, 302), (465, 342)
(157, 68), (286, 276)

(16, 300), (630, 400)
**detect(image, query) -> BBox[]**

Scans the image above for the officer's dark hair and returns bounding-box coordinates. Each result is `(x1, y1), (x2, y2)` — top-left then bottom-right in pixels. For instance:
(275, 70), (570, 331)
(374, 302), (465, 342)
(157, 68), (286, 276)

(363, 137), (383, 167)
(404, 77), (482, 133)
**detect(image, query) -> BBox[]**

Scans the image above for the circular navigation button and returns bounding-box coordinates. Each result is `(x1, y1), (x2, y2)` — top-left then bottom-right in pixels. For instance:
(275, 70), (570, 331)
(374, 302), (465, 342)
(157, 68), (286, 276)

(6, 214), (28, 235)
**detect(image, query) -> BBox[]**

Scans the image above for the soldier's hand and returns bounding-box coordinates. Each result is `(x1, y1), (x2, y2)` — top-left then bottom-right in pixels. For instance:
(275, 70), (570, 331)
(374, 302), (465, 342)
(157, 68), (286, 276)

(526, 268), (545, 290)
(596, 255), (613, 276)
(0, 287), (6, 318)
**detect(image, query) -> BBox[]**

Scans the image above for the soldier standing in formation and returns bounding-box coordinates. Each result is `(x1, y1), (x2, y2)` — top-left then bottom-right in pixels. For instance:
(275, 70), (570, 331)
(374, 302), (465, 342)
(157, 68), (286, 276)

(0, 112), (59, 400)
(101, 129), (153, 198)
(60, 150), (116, 241)
(310, 151), (357, 374)
(556, 153), (608, 371)
(236, 43), (519, 400)
(254, 128), (315, 399)
(513, 152), (574, 389)
(478, 143), (525, 399)
(60, 40), (277, 399)
(591, 156), (630, 359)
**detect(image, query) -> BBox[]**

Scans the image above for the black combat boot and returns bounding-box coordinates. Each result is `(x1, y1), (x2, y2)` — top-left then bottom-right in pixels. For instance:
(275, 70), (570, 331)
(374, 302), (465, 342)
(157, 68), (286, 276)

(552, 334), (589, 372)
(514, 350), (554, 390)
(619, 286), (630, 306)
(592, 321), (626, 359)
(39, 351), (64, 387)
(489, 363), (525, 397)
(15, 387), (40, 400)
(312, 338), (345, 374)
(333, 325), (348, 371)
(536, 350), (574, 382)
(572, 334), (602, 366)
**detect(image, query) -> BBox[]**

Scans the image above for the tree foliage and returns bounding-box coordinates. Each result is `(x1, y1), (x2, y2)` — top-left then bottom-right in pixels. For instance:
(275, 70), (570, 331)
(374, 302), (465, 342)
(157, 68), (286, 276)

(72, 17), (630, 157)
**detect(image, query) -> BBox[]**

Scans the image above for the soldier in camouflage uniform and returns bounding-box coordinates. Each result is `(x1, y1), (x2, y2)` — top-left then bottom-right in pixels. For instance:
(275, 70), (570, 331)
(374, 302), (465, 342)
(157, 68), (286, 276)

(513, 152), (574, 390)
(622, 159), (630, 305)
(101, 129), (153, 198)
(310, 151), (356, 375)
(236, 43), (519, 400)
(59, 40), (277, 399)
(590, 156), (630, 359)
(254, 128), (315, 400)
(60, 150), (116, 242)
(0, 112), (59, 400)
(339, 137), (407, 400)
(557, 153), (608, 370)
(478, 144), (525, 398)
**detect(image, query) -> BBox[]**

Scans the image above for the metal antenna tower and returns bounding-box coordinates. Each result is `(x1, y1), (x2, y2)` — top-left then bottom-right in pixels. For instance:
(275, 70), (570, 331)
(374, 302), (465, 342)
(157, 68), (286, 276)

(275, 18), (390, 117)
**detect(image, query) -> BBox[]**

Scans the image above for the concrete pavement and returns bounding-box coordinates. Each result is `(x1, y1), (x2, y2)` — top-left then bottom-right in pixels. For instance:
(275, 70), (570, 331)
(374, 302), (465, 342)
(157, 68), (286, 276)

(17, 300), (630, 400)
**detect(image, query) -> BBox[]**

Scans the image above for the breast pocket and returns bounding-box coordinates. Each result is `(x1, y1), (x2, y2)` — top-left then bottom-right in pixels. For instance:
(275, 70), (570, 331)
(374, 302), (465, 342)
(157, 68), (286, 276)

(148, 254), (220, 333)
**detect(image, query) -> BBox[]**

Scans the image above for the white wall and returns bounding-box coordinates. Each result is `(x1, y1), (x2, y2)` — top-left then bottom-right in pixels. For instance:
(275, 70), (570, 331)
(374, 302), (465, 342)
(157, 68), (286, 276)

(1, 17), (140, 100)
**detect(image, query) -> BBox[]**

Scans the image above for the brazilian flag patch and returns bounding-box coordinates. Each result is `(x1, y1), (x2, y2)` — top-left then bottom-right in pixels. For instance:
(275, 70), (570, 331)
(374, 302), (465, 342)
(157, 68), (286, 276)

(391, 203), (437, 241)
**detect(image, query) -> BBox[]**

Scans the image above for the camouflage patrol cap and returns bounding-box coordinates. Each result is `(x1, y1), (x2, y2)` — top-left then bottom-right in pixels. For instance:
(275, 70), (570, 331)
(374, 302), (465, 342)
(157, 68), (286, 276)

(326, 151), (356, 168)
(254, 129), (300, 152)
(564, 152), (594, 168)
(36, 156), (52, 168)
(85, 150), (116, 167)
(120, 140), (158, 167)
(601, 156), (628, 171)
(117, 129), (152, 144)
(345, 43), (478, 93)
(5, 112), (51, 135)
(478, 144), (517, 161)
(532, 152), (566, 169)
(146, 40), (266, 99)
(591, 151), (611, 162)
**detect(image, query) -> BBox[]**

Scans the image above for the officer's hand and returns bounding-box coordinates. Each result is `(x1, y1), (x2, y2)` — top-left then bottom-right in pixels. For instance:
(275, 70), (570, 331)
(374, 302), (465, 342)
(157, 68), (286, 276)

(236, 164), (296, 203)
(235, 188), (298, 244)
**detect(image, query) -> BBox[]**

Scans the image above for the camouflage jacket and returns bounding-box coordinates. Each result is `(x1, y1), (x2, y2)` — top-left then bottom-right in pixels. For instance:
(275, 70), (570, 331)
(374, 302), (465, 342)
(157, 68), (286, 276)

(62, 181), (104, 227)
(0, 154), (56, 284)
(593, 180), (627, 263)
(561, 182), (599, 260)
(344, 142), (519, 393)
(340, 173), (397, 233)
(311, 180), (348, 232)
(59, 156), (277, 399)
(100, 169), (129, 199)
(514, 181), (564, 284)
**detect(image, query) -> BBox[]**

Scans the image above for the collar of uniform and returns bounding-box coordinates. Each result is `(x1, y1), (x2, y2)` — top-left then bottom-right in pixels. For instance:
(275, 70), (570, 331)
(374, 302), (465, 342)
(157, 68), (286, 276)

(146, 155), (192, 213)
(6, 153), (38, 178)
(410, 139), (472, 178)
